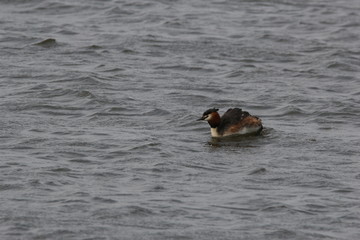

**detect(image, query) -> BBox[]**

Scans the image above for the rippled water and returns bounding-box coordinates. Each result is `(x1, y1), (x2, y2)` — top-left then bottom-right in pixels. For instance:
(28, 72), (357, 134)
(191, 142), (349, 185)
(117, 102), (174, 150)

(1, 0), (360, 239)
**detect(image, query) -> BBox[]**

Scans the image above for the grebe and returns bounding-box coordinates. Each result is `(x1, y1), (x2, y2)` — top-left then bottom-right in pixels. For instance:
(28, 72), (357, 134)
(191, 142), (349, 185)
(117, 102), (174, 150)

(197, 108), (263, 137)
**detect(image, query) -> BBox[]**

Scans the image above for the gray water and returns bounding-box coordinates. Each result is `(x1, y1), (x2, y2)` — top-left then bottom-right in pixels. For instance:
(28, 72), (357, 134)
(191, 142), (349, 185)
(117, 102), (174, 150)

(1, 0), (360, 239)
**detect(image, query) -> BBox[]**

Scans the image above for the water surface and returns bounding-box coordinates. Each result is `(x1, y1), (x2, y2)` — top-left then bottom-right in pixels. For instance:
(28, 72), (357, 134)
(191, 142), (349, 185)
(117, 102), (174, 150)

(1, 0), (360, 239)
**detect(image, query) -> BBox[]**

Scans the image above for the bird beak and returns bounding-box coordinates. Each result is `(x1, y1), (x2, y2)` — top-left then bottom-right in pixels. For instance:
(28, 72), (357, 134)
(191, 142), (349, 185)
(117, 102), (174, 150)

(197, 116), (205, 121)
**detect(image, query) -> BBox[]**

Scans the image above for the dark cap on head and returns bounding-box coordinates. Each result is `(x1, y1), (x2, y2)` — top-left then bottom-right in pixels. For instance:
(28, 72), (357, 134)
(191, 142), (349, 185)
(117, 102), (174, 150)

(203, 108), (219, 115)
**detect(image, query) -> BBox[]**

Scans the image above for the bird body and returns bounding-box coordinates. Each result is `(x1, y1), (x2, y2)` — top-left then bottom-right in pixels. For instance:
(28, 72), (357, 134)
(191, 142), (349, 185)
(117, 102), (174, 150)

(198, 108), (263, 137)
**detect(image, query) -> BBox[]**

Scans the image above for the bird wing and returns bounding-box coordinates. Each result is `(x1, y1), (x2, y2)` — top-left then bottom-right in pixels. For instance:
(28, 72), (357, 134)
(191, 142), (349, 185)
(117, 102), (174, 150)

(218, 108), (250, 134)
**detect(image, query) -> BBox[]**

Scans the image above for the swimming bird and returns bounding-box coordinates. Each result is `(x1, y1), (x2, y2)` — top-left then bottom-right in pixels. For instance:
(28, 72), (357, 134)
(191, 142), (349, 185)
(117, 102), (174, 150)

(197, 108), (263, 137)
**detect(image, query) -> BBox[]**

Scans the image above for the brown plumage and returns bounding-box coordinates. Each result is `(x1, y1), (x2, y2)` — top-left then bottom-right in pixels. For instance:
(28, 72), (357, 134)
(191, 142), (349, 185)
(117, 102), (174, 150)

(197, 108), (263, 137)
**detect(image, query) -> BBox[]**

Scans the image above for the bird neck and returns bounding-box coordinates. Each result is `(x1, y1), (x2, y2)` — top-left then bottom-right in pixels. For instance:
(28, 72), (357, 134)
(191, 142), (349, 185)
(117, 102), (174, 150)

(210, 127), (221, 137)
(208, 112), (221, 128)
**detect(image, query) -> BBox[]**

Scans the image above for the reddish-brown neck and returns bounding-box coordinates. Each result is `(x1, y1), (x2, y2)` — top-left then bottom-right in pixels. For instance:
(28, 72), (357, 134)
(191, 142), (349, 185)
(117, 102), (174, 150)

(207, 112), (221, 128)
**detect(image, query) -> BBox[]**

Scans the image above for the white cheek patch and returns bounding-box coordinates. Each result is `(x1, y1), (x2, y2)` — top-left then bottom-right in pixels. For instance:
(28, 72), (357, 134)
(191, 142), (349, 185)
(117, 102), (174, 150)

(204, 115), (212, 121)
